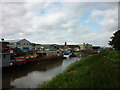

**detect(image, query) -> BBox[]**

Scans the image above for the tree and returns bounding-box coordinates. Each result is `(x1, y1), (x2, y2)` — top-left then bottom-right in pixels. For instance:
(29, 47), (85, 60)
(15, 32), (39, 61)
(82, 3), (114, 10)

(109, 30), (120, 50)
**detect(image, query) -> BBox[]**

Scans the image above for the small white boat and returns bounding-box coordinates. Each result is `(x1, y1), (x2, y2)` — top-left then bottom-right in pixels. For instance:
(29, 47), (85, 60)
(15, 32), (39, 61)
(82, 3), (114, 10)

(63, 54), (70, 59)
(63, 50), (71, 59)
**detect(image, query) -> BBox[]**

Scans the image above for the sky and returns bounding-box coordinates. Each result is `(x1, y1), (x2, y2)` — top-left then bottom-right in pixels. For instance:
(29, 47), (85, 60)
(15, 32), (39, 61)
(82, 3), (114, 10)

(0, 0), (119, 46)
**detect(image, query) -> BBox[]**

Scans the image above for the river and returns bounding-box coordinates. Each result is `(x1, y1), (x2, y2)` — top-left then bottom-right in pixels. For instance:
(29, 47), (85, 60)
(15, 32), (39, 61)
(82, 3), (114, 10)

(2, 57), (81, 89)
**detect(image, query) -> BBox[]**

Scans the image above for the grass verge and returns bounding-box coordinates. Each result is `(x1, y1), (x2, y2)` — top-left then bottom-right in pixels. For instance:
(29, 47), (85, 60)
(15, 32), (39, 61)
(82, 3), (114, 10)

(37, 50), (120, 88)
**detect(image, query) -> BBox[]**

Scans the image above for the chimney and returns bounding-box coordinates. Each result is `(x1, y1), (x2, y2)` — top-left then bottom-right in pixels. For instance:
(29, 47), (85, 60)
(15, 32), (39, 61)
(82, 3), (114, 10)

(65, 42), (67, 45)
(1, 38), (4, 41)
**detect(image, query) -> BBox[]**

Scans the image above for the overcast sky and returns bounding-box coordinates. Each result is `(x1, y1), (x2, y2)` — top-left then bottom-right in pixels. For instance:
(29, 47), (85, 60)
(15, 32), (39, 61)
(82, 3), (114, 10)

(0, 0), (118, 46)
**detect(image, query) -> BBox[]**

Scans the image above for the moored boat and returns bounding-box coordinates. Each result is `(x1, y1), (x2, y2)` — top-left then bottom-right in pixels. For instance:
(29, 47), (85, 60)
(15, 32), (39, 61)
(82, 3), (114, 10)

(10, 59), (27, 66)
(63, 50), (71, 59)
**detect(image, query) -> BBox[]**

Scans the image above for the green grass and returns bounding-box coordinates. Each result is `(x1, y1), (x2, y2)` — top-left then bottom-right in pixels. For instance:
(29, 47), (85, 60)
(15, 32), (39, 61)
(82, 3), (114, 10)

(37, 50), (120, 88)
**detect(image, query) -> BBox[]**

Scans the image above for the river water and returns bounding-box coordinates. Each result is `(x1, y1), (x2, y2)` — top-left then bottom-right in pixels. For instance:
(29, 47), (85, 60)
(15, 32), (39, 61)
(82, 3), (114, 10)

(2, 57), (80, 89)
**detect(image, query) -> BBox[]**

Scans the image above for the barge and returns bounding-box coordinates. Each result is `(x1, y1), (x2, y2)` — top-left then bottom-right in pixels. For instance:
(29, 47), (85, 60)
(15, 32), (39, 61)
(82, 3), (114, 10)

(1, 51), (63, 68)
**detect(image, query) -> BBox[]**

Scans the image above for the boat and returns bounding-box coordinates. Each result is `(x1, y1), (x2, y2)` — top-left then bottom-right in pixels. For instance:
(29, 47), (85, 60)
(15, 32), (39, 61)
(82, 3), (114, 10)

(63, 50), (71, 59)
(10, 59), (27, 66)
(1, 53), (27, 68)
(1, 40), (63, 67)
(10, 51), (63, 66)
(69, 53), (76, 57)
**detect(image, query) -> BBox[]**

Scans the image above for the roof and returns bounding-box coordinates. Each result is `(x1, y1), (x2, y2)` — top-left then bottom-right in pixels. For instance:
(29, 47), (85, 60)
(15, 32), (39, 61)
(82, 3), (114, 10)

(59, 45), (80, 47)
(3, 39), (29, 43)
(4, 39), (21, 42)
(41, 44), (58, 46)
(0, 41), (9, 43)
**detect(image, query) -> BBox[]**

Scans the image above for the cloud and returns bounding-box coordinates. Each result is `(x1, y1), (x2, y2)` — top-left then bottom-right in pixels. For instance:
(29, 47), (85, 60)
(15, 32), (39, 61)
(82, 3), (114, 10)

(1, 0), (119, 2)
(1, 2), (118, 46)
(89, 7), (118, 32)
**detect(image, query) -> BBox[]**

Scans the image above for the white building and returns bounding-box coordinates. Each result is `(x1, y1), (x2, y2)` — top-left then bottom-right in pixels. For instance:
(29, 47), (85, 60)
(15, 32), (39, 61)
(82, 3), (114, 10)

(4, 39), (32, 51)
(79, 43), (92, 50)
(34, 44), (44, 51)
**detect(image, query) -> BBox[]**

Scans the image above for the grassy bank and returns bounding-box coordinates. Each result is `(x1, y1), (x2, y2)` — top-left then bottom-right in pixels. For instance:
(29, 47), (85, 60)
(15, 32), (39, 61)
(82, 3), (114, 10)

(37, 50), (120, 88)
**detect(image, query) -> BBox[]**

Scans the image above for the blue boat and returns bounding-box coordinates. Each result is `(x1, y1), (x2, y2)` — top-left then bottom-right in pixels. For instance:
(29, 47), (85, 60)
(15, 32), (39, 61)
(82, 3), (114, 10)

(63, 50), (71, 59)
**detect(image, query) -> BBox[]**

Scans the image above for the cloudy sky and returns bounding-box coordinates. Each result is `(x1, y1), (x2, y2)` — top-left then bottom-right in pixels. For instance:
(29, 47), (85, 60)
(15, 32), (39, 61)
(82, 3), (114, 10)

(0, 0), (119, 46)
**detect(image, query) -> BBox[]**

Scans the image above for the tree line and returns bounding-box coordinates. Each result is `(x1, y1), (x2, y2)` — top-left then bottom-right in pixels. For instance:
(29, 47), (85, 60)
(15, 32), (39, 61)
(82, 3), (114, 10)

(109, 30), (120, 50)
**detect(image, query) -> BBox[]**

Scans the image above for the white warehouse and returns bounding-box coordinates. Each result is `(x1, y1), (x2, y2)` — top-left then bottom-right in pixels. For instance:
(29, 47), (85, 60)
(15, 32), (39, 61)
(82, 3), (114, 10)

(4, 39), (32, 51)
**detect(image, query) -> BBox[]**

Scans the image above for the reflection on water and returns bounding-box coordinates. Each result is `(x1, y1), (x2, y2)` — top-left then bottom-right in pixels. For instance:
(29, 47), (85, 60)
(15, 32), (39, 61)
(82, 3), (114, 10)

(2, 57), (80, 88)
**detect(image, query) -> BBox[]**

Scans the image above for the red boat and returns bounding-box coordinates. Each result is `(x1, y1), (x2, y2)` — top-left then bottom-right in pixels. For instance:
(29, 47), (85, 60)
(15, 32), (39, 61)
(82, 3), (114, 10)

(10, 59), (27, 66)
(14, 56), (41, 64)
(9, 51), (63, 66)
(15, 57), (26, 60)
